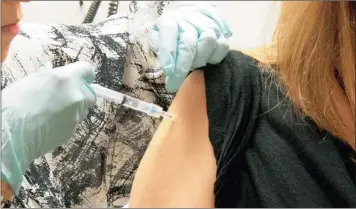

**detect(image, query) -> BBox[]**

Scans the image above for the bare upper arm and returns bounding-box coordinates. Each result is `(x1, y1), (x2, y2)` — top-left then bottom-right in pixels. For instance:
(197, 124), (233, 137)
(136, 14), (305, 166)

(129, 70), (216, 208)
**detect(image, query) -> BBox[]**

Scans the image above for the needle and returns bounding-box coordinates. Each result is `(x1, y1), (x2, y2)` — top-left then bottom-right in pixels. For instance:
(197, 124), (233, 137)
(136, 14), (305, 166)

(75, 46), (84, 61)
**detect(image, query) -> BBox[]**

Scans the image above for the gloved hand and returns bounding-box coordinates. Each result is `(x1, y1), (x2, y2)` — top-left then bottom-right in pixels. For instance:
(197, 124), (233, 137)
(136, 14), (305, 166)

(148, 2), (232, 92)
(1, 61), (96, 194)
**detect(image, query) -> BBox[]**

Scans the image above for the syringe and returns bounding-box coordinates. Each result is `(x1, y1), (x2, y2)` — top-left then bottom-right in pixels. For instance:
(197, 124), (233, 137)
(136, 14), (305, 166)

(91, 84), (173, 120)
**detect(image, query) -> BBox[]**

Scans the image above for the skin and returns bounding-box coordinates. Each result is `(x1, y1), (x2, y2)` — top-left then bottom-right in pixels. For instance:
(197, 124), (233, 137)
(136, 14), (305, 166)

(129, 70), (216, 207)
(1, 1), (23, 62)
(1, 0), (24, 200)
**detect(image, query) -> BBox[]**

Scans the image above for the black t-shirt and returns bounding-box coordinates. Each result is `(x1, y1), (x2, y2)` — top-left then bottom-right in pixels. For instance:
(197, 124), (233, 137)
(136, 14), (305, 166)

(203, 50), (356, 207)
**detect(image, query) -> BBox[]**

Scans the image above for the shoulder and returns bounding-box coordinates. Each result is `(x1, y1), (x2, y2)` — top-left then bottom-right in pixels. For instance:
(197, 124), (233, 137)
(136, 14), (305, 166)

(204, 50), (262, 79)
(203, 50), (263, 113)
(202, 50), (263, 157)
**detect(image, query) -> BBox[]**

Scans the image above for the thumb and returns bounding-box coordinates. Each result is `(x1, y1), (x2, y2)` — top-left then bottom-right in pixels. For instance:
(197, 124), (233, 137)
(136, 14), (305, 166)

(53, 61), (97, 84)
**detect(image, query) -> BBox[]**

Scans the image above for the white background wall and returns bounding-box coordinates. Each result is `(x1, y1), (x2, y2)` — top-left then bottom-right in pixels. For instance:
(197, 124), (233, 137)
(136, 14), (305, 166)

(21, 1), (280, 49)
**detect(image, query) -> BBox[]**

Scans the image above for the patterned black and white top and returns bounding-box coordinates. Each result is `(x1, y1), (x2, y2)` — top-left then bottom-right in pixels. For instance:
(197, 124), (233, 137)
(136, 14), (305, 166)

(1, 1), (174, 208)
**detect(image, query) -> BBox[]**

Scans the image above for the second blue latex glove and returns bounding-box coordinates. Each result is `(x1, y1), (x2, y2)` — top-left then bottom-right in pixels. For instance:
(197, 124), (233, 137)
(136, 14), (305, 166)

(148, 2), (233, 92)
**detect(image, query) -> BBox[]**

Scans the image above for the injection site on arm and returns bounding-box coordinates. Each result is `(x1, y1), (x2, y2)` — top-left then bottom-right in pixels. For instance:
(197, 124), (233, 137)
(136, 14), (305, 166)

(91, 84), (174, 120)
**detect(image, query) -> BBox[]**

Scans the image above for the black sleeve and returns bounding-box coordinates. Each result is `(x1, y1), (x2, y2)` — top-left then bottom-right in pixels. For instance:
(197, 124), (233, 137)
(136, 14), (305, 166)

(203, 50), (262, 188)
(202, 51), (356, 208)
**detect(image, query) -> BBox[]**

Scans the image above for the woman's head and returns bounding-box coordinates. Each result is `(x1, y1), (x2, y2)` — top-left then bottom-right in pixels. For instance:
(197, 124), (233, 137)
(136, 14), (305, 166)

(273, 2), (355, 147)
(1, 1), (23, 62)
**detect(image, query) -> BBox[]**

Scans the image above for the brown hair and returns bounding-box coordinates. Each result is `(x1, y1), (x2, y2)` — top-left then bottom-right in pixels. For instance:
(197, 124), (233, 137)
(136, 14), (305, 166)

(248, 2), (355, 148)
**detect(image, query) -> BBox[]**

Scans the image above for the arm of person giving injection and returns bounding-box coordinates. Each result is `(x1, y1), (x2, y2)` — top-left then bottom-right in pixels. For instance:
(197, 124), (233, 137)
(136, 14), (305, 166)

(1, 2), (232, 207)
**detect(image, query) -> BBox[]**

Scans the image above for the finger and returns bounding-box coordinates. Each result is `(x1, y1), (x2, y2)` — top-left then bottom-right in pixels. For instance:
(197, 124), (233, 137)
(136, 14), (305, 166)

(156, 15), (179, 77)
(207, 36), (230, 64)
(166, 19), (198, 92)
(66, 62), (97, 108)
(191, 3), (233, 38)
(220, 19), (233, 38)
(179, 10), (218, 35)
(53, 61), (97, 84)
(172, 2), (233, 38)
(51, 62), (97, 108)
(191, 29), (217, 69)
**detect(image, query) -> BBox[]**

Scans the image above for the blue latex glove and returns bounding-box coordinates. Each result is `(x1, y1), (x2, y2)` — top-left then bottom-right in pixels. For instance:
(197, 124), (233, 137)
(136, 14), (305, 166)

(148, 2), (233, 92)
(1, 61), (96, 194)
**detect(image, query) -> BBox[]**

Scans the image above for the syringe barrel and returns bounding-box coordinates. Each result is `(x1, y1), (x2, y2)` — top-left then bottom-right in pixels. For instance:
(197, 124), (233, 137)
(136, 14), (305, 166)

(91, 84), (163, 118)
(91, 84), (124, 104)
